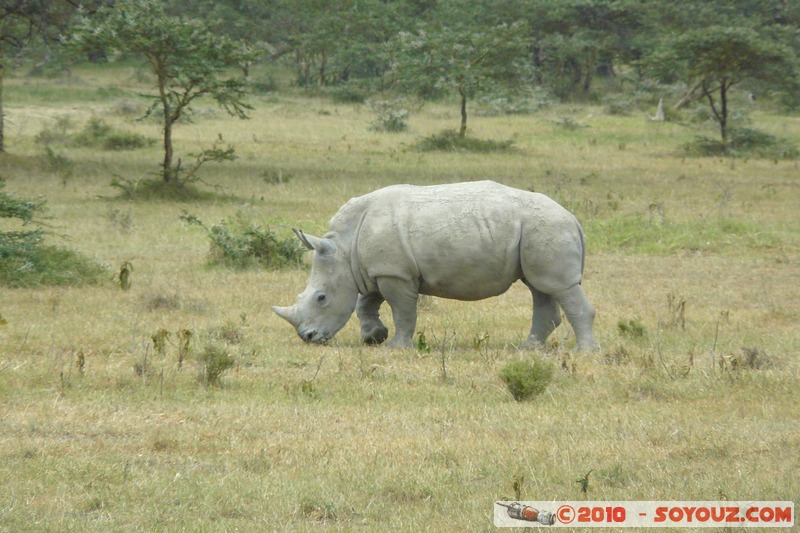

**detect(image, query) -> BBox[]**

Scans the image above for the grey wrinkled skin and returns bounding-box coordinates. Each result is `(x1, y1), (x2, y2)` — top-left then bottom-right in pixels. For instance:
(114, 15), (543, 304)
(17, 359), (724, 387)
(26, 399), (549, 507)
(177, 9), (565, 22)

(273, 180), (599, 351)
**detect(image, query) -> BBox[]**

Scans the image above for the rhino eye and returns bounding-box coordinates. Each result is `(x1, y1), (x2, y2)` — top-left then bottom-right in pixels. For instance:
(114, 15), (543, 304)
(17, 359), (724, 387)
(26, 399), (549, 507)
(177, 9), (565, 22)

(317, 294), (326, 303)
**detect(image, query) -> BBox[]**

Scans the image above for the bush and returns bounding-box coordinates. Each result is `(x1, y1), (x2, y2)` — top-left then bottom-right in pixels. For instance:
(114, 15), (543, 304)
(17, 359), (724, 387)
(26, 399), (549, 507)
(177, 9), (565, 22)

(369, 99), (410, 133)
(36, 117), (155, 151)
(683, 128), (799, 159)
(1, 179), (106, 287)
(181, 212), (305, 269)
(0, 244), (107, 288)
(329, 84), (367, 104)
(416, 130), (514, 153)
(499, 358), (554, 402)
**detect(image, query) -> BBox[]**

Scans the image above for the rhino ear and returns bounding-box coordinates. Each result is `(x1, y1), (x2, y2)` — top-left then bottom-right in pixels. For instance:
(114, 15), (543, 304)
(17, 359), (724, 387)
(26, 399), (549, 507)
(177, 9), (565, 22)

(293, 228), (336, 256)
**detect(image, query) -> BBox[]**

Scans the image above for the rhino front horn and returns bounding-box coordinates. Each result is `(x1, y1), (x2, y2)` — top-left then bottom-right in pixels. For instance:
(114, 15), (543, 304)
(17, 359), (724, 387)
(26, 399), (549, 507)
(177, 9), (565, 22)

(272, 305), (300, 327)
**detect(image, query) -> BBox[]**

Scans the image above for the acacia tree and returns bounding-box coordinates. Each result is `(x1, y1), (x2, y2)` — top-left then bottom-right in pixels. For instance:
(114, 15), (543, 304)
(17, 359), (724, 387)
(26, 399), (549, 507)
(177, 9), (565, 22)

(71, 0), (254, 184)
(658, 26), (797, 142)
(387, 21), (528, 137)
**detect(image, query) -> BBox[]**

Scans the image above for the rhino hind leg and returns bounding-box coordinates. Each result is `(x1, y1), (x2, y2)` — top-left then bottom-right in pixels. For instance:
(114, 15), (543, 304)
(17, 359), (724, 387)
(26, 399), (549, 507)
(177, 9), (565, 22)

(356, 293), (389, 345)
(552, 284), (599, 351)
(521, 285), (563, 348)
(376, 277), (418, 348)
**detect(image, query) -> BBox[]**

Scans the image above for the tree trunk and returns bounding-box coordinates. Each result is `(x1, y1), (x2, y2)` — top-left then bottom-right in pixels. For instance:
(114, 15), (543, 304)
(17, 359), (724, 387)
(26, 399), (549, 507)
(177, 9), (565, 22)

(702, 78), (729, 143)
(163, 114), (174, 183)
(719, 81), (728, 143)
(0, 61), (4, 153)
(458, 87), (467, 138)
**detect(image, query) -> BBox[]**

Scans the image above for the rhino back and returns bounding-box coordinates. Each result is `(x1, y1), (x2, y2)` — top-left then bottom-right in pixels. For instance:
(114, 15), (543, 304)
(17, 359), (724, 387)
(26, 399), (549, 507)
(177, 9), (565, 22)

(350, 181), (584, 300)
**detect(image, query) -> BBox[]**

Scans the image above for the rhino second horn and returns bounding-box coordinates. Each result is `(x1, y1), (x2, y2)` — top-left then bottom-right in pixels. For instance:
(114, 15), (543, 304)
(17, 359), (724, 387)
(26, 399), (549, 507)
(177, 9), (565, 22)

(272, 305), (300, 327)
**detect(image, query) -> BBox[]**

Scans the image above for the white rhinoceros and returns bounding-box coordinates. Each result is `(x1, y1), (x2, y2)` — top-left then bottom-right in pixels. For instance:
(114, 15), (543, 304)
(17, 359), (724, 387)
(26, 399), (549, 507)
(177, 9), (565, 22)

(273, 180), (598, 350)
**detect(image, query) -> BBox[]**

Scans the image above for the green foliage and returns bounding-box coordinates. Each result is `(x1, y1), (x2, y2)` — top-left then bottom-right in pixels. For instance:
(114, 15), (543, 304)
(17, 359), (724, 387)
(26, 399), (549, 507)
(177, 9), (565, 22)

(498, 358), (554, 402)
(652, 25), (798, 142)
(181, 212), (305, 270)
(387, 20), (530, 134)
(197, 343), (236, 388)
(70, 0), (255, 185)
(415, 130), (514, 153)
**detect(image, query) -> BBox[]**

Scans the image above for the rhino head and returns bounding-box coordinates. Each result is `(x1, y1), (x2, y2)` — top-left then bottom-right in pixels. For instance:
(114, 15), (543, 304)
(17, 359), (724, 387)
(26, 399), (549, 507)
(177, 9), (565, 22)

(272, 229), (359, 344)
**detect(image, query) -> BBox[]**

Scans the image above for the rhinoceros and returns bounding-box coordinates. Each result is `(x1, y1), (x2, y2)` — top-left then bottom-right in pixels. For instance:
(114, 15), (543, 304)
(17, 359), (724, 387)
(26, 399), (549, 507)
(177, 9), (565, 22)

(273, 180), (598, 350)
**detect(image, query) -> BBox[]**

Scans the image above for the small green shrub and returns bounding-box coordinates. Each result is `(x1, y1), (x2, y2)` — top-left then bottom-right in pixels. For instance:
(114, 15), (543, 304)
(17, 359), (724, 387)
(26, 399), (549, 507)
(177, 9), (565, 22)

(197, 343), (235, 388)
(499, 358), (554, 402)
(181, 212), (305, 269)
(416, 130), (514, 153)
(617, 318), (647, 338)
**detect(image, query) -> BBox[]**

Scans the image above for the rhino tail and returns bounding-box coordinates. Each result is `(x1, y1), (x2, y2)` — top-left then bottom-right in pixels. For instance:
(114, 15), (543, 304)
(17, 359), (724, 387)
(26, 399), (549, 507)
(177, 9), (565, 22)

(576, 218), (587, 281)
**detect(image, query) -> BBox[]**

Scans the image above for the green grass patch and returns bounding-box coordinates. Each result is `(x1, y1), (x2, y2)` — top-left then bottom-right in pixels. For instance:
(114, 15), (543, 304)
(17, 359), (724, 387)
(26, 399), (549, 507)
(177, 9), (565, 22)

(587, 216), (786, 254)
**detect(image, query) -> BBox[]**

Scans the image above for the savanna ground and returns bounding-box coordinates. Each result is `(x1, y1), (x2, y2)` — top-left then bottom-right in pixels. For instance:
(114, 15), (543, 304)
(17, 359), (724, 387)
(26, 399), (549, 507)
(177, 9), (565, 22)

(0, 64), (798, 531)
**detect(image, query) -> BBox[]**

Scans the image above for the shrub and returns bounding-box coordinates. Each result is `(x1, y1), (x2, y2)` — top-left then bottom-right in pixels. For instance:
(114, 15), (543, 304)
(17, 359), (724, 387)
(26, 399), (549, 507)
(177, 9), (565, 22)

(36, 117), (155, 151)
(499, 358), (554, 402)
(369, 99), (410, 132)
(683, 128), (799, 159)
(416, 130), (514, 153)
(329, 84), (367, 104)
(197, 343), (235, 388)
(617, 318), (647, 339)
(181, 212), (305, 269)
(1, 179), (105, 287)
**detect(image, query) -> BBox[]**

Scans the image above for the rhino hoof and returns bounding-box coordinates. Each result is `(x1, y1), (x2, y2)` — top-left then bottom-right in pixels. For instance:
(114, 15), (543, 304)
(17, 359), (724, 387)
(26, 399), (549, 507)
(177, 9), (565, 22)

(362, 326), (389, 346)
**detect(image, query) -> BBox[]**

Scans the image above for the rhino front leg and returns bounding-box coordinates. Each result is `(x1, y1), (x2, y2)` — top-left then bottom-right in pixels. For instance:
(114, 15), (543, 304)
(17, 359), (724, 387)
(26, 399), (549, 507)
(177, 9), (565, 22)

(553, 284), (599, 351)
(356, 292), (389, 345)
(521, 286), (562, 349)
(376, 277), (418, 348)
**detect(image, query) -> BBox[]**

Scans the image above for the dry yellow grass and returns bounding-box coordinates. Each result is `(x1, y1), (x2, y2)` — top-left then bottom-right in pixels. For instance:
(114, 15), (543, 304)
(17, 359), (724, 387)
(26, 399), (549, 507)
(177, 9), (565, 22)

(0, 65), (798, 530)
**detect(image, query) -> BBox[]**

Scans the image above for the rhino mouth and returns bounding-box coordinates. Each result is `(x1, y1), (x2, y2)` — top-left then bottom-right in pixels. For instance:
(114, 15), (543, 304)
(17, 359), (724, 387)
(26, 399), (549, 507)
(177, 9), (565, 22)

(299, 329), (332, 344)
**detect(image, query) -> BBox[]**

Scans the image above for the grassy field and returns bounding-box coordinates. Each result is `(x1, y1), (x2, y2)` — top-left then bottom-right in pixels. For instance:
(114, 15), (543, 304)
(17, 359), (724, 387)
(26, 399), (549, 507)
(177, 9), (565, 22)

(1, 64), (799, 531)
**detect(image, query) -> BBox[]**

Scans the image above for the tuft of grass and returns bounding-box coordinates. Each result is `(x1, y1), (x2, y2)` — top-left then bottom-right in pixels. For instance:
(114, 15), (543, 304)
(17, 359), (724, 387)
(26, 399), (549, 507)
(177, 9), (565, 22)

(498, 357), (554, 402)
(415, 130), (514, 152)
